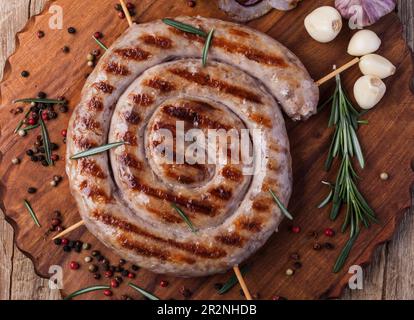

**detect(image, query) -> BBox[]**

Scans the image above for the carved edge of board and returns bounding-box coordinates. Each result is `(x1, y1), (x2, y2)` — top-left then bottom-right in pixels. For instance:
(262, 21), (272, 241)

(0, 3), (413, 299)
(0, 0), (55, 280)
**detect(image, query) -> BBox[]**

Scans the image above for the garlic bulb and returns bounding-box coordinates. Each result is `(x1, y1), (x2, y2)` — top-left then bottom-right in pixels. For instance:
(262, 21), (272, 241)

(359, 54), (396, 79)
(335, 0), (396, 28)
(304, 6), (343, 43)
(347, 29), (381, 56)
(353, 75), (386, 109)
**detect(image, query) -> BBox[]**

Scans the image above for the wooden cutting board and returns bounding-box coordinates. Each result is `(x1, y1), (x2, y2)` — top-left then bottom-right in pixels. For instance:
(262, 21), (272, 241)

(0, 0), (413, 300)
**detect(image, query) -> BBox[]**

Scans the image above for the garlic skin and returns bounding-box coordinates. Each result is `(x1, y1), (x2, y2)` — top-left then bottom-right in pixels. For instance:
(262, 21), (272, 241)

(347, 29), (381, 56)
(335, 0), (397, 28)
(359, 54), (396, 79)
(304, 6), (343, 43)
(353, 75), (386, 109)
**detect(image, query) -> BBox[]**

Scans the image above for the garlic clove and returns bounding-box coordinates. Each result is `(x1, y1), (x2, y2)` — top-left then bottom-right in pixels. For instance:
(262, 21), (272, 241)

(353, 75), (386, 109)
(359, 54), (396, 79)
(348, 29), (381, 56)
(304, 6), (343, 43)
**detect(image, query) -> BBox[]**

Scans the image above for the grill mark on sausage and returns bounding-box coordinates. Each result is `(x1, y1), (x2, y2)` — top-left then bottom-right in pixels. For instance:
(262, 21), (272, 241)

(249, 113), (272, 128)
(146, 206), (183, 223)
(130, 93), (154, 107)
(73, 136), (98, 150)
(144, 77), (175, 93)
(92, 211), (226, 259)
(122, 174), (215, 215)
(169, 68), (262, 103)
(229, 28), (251, 38)
(252, 200), (270, 212)
(118, 153), (142, 170)
(79, 159), (107, 179)
(104, 62), (130, 76)
(235, 216), (263, 232)
(222, 165), (243, 182)
(92, 81), (114, 94)
(118, 235), (170, 261)
(114, 47), (151, 61)
(123, 111), (141, 125)
(121, 131), (138, 146)
(87, 96), (104, 111)
(81, 117), (102, 134)
(215, 233), (244, 247)
(209, 187), (232, 200)
(162, 105), (230, 130)
(140, 34), (172, 48)
(79, 181), (112, 203)
(170, 28), (288, 68)
(164, 170), (195, 184)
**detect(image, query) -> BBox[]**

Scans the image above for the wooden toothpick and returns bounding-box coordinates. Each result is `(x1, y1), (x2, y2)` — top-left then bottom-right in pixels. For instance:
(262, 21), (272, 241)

(233, 265), (253, 300)
(120, 0), (134, 27)
(316, 57), (360, 86)
(52, 220), (85, 240)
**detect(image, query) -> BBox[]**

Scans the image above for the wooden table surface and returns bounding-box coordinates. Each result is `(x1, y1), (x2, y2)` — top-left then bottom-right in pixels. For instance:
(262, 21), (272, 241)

(0, 0), (412, 300)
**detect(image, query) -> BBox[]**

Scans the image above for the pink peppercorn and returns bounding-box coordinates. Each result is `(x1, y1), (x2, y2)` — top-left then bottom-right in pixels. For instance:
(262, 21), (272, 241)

(324, 228), (335, 237)
(291, 226), (301, 234)
(160, 280), (169, 288)
(104, 289), (113, 297)
(69, 261), (80, 270)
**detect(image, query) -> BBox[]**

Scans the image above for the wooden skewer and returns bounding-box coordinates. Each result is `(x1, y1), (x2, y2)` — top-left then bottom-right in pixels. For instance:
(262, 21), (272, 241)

(120, 0), (134, 27)
(233, 265), (253, 300)
(52, 220), (85, 240)
(316, 57), (360, 86)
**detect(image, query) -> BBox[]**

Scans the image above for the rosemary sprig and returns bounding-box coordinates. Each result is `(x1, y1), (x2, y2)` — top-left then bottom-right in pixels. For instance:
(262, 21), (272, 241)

(320, 74), (377, 273)
(218, 265), (249, 295)
(70, 141), (126, 160)
(93, 36), (108, 51)
(64, 285), (110, 300)
(269, 189), (293, 220)
(171, 203), (198, 233)
(14, 109), (31, 133)
(13, 98), (66, 104)
(162, 18), (207, 38)
(202, 29), (215, 67)
(22, 124), (40, 132)
(128, 283), (160, 300)
(24, 200), (41, 228)
(39, 117), (53, 166)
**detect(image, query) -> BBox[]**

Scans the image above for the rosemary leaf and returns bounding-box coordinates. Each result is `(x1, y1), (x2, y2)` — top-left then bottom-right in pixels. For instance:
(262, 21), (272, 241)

(23, 124), (40, 132)
(92, 36), (108, 51)
(70, 142), (126, 160)
(349, 125), (365, 169)
(318, 189), (333, 209)
(218, 265), (249, 295)
(40, 117), (53, 166)
(128, 283), (160, 300)
(24, 200), (41, 228)
(269, 189), (293, 220)
(14, 109), (31, 133)
(333, 230), (359, 273)
(64, 285), (110, 300)
(171, 204), (198, 233)
(202, 29), (215, 67)
(13, 98), (66, 104)
(162, 18), (207, 38)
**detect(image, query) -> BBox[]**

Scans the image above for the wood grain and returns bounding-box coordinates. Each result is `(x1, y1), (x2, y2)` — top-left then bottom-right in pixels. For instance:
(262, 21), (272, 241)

(0, 0), (412, 300)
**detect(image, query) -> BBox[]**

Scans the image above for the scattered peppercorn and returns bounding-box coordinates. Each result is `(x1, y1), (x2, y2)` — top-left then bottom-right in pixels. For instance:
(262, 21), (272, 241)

(180, 287), (192, 298)
(18, 129), (27, 137)
(103, 289), (113, 297)
(121, 270), (129, 277)
(63, 245), (71, 252)
(272, 295), (287, 301)
(324, 228), (335, 237)
(59, 105), (68, 113)
(127, 272), (135, 279)
(27, 187), (37, 194)
(285, 268), (294, 276)
(160, 280), (169, 288)
(70, 261), (80, 270)
(92, 250), (100, 257)
(84, 256), (92, 263)
(61, 238), (69, 245)
(131, 265), (139, 271)
(82, 243), (91, 250)
(324, 242), (335, 250)
(104, 270), (113, 278)
(54, 238), (62, 245)
(291, 226), (301, 234)
(67, 27), (76, 34)
(12, 158), (20, 165)
(62, 46), (70, 53)
(290, 253), (300, 261)
(37, 30), (45, 38)
(88, 265), (98, 273)
(293, 262), (302, 269)
(51, 218), (61, 227)
(93, 273), (101, 280)
(380, 172), (389, 180)
(21, 70), (30, 78)
(187, 0), (196, 7)
(313, 243), (322, 251)
(110, 279), (119, 288)
(94, 31), (103, 39)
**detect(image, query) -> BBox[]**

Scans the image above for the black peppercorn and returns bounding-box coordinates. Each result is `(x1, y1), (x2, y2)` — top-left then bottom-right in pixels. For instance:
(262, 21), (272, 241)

(49, 111), (58, 119)
(30, 106), (39, 113)
(114, 3), (122, 11)
(293, 262), (302, 269)
(103, 264), (110, 272)
(62, 46), (70, 53)
(68, 241), (75, 248)
(63, 245), (71, 252)
(187, 0), (196, 8)
(93, 273), (101, 280)
(115, 276), (123, 283)
(41, 160), (49, 167)
(21, 70), (30, 78)
(131, 264), (139, 271)
(67, 27), (76, 34)
(119, 259), (126, 265)
(31, 156), (39, 162)
(59, 105), (68, 113)
(313, 243), (322, 251)
(27, 187), (37, 194)
(51, 143), (59, 151)
(26, 149), (34, 156)
(54, 238), (62, 245)
(74, 246), (82, 253)
(121, 270), (129, 277)
(214, 283), (223, 290)
(37, 30), (45, 38)
(37, 92), (47, 99)
(324, 242), (335, 250)
(180, 287), (192, 298)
